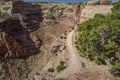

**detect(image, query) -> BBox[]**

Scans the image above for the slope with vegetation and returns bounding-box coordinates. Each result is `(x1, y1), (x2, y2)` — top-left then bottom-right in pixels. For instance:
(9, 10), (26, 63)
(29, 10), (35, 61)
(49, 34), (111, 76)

(76, 1), (120, 76)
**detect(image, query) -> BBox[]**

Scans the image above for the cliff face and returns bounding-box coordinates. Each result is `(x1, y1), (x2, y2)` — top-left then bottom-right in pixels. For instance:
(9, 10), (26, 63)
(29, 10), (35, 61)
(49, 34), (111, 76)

(0, 1), (43, 59)
(79, 4), (112, 23)
(0, 19), (42, 59)
(12, 1), (42, 14)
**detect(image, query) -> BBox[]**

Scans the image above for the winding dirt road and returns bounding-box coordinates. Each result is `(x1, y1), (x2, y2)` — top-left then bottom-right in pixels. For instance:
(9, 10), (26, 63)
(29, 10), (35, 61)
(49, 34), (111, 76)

(57, 30), (82, 78)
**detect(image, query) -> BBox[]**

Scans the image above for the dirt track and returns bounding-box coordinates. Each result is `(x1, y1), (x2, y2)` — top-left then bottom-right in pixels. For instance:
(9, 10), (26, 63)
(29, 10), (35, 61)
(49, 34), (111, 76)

(57, 30), (82, 78)
(56, 29), (115, 80)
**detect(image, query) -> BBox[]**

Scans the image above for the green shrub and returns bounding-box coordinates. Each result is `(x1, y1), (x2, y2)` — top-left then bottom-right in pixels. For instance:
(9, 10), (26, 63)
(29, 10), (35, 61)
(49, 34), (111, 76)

(56, 61), (66, 73)
(48, 68), (55, 72)
(60, 61), (65, 65)
(56, 65), (66, 73)
(109, 62), (120, 74)
(56, 78), (64, 80)
(94, 13), (105, 18)
(63, 46), (66, 50)
(94, 56), (106, 65)
(36, 72), (40, 75)
(42, 77), (46, 80)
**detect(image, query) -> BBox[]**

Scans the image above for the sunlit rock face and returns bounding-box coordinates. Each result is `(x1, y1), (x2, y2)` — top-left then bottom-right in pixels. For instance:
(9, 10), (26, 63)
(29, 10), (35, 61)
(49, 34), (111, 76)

(87, 0), (112, 5)
(0, 1), (12, 14)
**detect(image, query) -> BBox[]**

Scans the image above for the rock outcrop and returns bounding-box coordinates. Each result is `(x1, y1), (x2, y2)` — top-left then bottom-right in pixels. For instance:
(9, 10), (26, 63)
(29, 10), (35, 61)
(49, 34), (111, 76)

(12, 1), (41, 14)
(0, 1), (43, 59)
(79, 4), (112, 23)
(0, 19), (41, 59)
(0, 1), (12, 14)
(87, 0), (112, 5)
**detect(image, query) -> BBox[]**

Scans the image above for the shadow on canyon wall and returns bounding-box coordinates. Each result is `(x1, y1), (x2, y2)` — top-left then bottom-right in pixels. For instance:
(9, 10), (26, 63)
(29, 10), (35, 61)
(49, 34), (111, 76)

(0, 1), (43, 59)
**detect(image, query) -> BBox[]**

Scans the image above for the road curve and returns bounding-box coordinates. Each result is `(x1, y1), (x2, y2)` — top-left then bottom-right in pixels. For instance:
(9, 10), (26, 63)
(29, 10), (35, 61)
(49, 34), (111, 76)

(57, 30), (82, 78)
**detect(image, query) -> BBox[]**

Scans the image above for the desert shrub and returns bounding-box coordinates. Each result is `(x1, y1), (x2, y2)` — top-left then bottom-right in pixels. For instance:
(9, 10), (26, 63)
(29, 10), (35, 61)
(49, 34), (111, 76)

(109, 62), (120, 74)
(63, 46), (66, 50)
(42, 77), (46, 80)
(56, 78), (64, 80)
(48, 68), (55, 72)
(60, 61), (65, 65)
(36, 72), (40, 75)
(56, 65), (66, 73)
(56, 61), (66, 73)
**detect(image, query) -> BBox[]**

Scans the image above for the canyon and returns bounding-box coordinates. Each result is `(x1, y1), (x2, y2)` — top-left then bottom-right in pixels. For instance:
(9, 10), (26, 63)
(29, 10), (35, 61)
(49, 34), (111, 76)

(0, 1), (118, 80)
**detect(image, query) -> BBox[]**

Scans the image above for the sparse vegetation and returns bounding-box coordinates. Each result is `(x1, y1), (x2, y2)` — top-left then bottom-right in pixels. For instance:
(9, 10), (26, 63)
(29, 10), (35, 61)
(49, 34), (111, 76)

(0, 12), (10, 20)
(68, 8), (74, 12)
(63, 46), (66, 50)
(0, 12), (20, 21)
(48, 68), (55, 72)
(56, 78), (64, 80)
(56, 65), (66, 73)
(56, 61), (66, 73)
(42, 77), (47, 80)
(36, 72), (40, 75)
(76, 1), (120, 75)
(60, 61), (65, 65)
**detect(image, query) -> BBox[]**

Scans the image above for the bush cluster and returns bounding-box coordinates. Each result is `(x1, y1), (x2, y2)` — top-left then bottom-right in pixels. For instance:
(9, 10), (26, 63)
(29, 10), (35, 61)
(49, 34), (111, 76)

(56, 78), (64, 80)
(48, 68), (55, 72)
(76, 1), (120, 75)
(56, 61), (66, 73)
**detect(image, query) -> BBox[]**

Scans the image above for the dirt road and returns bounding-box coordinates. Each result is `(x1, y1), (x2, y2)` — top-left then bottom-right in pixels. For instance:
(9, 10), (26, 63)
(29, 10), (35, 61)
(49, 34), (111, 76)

(57, 30), (82, 78)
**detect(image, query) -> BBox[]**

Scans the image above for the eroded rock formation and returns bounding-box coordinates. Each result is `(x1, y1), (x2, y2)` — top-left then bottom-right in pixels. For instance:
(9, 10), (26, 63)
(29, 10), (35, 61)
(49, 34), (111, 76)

(0, 18), (41, 59)
(12, 1), (42, 14)
(0, 1), (43, 59)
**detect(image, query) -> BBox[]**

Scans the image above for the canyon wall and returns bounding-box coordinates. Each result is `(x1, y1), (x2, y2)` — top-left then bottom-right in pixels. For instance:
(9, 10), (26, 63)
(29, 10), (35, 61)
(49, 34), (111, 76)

(79, 4), (112, 23)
